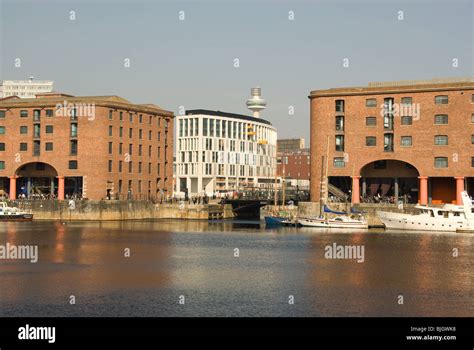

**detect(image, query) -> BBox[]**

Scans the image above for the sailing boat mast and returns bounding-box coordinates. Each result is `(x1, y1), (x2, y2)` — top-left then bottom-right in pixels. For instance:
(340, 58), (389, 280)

(320, 135), (330, 217)
(274, 172), (278, 206)
(324, 135), (330, 204)
(282, 163), (286, 207)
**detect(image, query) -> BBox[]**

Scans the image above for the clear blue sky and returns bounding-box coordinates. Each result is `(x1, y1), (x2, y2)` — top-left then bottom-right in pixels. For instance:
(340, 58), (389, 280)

(1, 0), (472, 143)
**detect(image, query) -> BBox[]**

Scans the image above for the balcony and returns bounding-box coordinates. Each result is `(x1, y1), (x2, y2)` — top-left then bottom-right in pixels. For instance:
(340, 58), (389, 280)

(383, 115), (394, 131)
(33, 141), (40, 156)
(384, 133), (394, 152)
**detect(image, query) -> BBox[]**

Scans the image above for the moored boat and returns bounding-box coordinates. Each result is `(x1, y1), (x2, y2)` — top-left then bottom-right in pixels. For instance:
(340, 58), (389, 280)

(264, 215), (300, 227)
(264, 215), (288, 226)
(298, 215), (368, 229)
(0, 202), (33, 221)
(297, 205), (368, 229)
(377, 191), (474, 232)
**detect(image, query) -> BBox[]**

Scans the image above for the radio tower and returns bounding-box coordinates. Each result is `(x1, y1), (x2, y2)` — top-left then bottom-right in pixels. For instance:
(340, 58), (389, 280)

(246, 87), (266, 118)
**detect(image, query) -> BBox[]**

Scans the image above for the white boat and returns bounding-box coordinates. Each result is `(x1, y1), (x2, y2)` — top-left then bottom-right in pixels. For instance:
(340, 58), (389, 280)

(0, 202), (33, 221)
(298, 215), (368, 229)
(377, 191), (474, 232)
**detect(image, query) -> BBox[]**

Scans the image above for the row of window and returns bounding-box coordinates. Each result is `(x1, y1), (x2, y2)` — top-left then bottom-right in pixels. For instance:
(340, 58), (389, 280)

(364, 135), (452, 147)
(281, 155), (310, 165)
(0, 160), (77, 170)
(179, 117), (274, 143)
(2, 85), (50, 90)
(364, 115), (416, 126)
(0, 109), (169, 128)
(108, 142), (163, 158)
(108, 160), (162, 175)
(334, 133), (474, 151)
(333, 157), (474, 169)
(0, 124), (77, 137)
(0, 109), (53, 119)
(0, 140), (78, 155)
(0, 125), (168, 142)
(179, 163), (270, 177)
(335, 94), (470, 112)
(335, 114), (470, 132)
(116, 179), (165, 195)
(108, 125), (165, 142)
(116, 179), (170, 195)
(108, 110), (168, 128)
(179, 150), (268, 166)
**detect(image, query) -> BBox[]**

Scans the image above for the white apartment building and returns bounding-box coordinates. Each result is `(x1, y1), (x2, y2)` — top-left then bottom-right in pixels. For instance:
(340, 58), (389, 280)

(175, 109), (277, 197)
(0, 77), (54, 99)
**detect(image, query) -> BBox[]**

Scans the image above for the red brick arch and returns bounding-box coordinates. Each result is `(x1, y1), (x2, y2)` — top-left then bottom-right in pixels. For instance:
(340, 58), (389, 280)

(359, 159), (420, 178)
(15, 162), (59, 177)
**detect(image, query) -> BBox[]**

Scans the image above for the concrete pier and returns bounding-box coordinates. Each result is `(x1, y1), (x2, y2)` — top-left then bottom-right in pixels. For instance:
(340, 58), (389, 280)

(9, 200), (235, 221)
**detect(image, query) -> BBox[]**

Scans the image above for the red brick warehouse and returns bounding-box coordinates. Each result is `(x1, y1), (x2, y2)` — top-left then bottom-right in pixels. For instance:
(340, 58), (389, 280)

(0, 93), (174, 200)
(309, 78), (474, 205)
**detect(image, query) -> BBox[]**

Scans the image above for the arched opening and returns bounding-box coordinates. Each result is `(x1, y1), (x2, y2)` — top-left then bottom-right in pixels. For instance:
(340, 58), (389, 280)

(14, 162), (58, 199)
(359, 160), (420, 204)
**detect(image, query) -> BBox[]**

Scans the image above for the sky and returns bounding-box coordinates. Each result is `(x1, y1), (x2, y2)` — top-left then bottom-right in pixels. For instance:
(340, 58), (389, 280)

(1, 0), (473, 143)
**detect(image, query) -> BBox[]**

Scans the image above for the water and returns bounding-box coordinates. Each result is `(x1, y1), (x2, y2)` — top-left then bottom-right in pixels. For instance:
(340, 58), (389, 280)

(0, 220), (472, 317)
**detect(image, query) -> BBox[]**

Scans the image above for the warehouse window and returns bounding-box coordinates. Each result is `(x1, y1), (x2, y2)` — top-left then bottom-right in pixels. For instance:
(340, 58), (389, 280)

(434, 135), (448, 146)
(71, 123), (78, 137)
(401, 136), (412, 147)
(366, 98), (377, 107)
(69, 160), (78, 169)
(335, 100), (345, 113)
(401, 97), (412, 105)
(401, 116), (412, 125)
(366, 117), (376, 126)
(333, 157), (345, 168)
(384, 133), (394, 152)
(434, 157), (448, 168)
(435, 95), (448, 104)
(70, 140), (78, 155)
(434, 115), (448, 125)
(365, 136), (376, 146)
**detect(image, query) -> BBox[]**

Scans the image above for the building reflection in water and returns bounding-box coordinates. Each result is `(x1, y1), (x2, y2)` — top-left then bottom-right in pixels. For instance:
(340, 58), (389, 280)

(0, 220), (472, 316)
(304, 229), (473, 316)
(0, 221), (175, 305)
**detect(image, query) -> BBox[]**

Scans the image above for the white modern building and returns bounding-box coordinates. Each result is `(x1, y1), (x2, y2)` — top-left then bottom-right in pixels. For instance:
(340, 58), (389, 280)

(0, 77), (54, 99)
(175, 106), (278, 197)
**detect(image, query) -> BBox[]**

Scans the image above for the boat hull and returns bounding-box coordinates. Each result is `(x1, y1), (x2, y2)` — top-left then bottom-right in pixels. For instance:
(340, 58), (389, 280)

(264, 216), (299, 227)
(0, 214), (33, 221)
(264, 216), (286, 226)
(377, 211), (462, 232)
(298, 217), (368, 229)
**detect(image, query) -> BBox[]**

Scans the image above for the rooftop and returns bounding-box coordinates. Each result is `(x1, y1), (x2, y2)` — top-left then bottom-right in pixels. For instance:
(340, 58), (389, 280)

(0, 94), (173, 116)
(185, 109), (273, 126)
(1, 79), (53, 84)
(310, 77), (474, 98)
